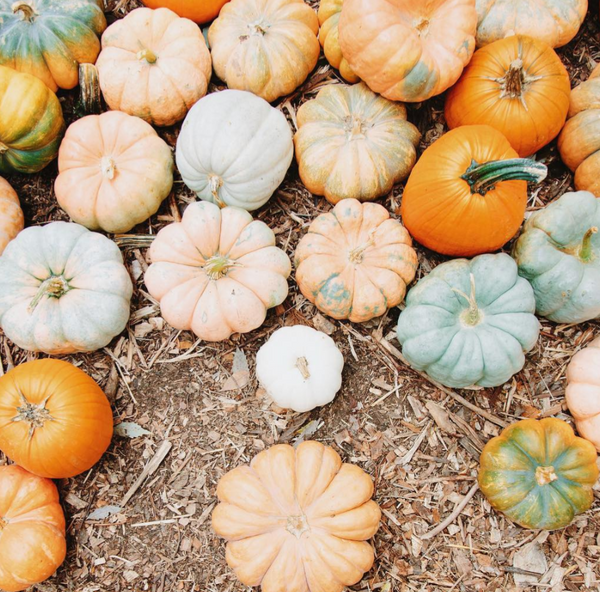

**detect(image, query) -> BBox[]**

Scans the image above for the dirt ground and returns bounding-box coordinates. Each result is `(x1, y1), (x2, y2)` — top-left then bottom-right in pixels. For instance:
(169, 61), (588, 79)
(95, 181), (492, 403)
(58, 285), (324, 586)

(1, 1), (600, 591)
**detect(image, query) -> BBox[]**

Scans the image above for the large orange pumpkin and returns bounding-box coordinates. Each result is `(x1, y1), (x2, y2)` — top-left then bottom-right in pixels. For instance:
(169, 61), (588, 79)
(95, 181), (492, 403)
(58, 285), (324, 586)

(0, 177), (23, 255)
(401, 125), (547, 257)
(445, 35), (570, 157)
(0, 359), (114, 479)
(142, 0), (230, 23)
(0, 465), (66, 592)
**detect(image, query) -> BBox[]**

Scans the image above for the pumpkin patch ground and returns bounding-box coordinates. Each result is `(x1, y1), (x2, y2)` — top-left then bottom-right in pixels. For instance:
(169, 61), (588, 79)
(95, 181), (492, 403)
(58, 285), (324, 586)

(1, 1), (600, 591)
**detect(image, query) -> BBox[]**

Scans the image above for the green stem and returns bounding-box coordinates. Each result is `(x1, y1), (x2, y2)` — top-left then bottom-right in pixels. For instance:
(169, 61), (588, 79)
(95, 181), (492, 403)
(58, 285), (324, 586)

(580, 226), (598, 262)
(28, 276), (70, 313)
(137, 48), (157, 64)
(452, 273), (482, 326)
(462, 158), (548, 196)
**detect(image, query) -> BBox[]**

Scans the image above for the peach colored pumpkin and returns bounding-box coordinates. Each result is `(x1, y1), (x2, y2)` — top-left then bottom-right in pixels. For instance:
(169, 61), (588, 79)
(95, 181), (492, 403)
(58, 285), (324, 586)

(295, 199), (418, 322)
(55, 111), (174, 234)
(0, 177), (23, 255)
(212, 440), (381, 592)
(208, 0), (320, 103)
(566, 337), (600, 452)
(145, 201), (291, 342)
(96, 7), (212, 127)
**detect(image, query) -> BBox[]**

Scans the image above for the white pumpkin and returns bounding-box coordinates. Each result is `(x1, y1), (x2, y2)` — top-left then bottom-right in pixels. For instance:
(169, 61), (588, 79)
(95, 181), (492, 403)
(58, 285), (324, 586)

(176, 90), (294, 211)
(0, 222), (133, 354)
(256, 325), (344, 412)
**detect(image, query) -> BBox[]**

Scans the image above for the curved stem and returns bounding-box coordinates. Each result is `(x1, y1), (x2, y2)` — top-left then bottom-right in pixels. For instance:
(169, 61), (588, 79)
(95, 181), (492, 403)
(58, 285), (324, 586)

(580, 226), (598, 262)
(296, 357), (311, 380)
(28, 276), (70, 313)
(452, 273), (481, 326)
(348, 229), (376, 264)
(462, 158), (547, 196)
(208, 175), (226, 208)
(101, 157), (116, 180)
(137, 48), (157, 64)
(12, 2), (35, 21)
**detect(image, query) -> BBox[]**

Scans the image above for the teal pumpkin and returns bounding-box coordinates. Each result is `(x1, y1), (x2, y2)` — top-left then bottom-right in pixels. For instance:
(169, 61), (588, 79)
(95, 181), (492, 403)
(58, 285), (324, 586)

(396, 253), (539, 388)
(513, 191), (600, 323)
(0, 0), (106, 92)
(479, 418), (599, 530)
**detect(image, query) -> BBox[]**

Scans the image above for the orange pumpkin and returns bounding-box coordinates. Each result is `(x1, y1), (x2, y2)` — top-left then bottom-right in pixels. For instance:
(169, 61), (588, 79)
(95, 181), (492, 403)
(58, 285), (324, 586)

(0, 359), (114, 479)
(142, 0), (230, 23)
(0, 465), (66, 592)
(401, 125), (548, 257)
(445, 35), (570, 157)
(0, 177), (23, 255)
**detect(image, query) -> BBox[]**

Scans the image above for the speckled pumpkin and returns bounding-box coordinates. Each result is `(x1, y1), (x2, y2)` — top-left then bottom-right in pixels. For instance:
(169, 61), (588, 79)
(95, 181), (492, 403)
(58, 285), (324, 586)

(479, 418), (599, 530)
(295, 199), (418, 323)
(0, 178), (24, 256)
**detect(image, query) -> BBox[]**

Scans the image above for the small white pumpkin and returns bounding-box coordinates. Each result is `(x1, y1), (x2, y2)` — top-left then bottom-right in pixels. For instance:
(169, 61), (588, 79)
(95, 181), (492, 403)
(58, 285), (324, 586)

(176, 90), (294, 211)
(0, 222), (133, 354)
(256, 325), (344, 412)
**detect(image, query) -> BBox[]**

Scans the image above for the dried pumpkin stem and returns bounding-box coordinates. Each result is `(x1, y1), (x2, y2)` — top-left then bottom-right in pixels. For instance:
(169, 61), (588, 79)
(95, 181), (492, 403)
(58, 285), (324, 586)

(461, 158), (547, 196)
(12, 2), (36, 21)
(208, 174), (226, 208)
(295, 357), (311, 380)
(579, 226), (598, 262)
(496, 59), (543, 103)
(101, 156), (117, 180)
(348, 229), (376, 264)
(28, 276), (71, 313)
(12, 392), (54, 439)
(0, 141), (8, 154)
(452, 273), (482, 326)
(0, 517), (7, 530)
(286, 514), (310, 538)
(137, 48), (157, 64)
(535, 465), (558, 486)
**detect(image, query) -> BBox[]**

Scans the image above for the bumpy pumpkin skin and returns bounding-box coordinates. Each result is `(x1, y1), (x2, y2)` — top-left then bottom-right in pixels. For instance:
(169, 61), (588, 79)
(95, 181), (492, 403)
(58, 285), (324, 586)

(142, 0), (230, 23)
(397, 253), (540, 389)
(0, 359), (114, 479)
(475, 0), (588, 48)
(0, 66), (65, 175)
(479, 418), (599, 530)
(208, 0), (320, 103)
(445, 36), (570, 157)
(0, 465), (66, 592)
(96, 7), (212, 127)
(55, 111), (174, 234)
(0, 222), (133, 354)
(145, 202), (291, 342)
(0, 0), (106, 92)
(295, 83), (421, 204)
(513, 191), (600, 323)
(295, 199), (418, 323)
(0, 177), (24, 255)
(212, 441), (381, 592)
(338, 0), (477, 102)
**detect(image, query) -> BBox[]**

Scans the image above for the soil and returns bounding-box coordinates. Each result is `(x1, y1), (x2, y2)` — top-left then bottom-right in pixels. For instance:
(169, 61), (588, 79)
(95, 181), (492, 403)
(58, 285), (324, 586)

(1, 2), (600, 592)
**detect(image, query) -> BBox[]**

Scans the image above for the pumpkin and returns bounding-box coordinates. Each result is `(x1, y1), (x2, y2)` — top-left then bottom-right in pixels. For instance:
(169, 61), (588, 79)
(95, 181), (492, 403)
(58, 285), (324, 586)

(295, 199), (418, 323)
(212, 440), (381, 592)
(145, 201), (291, 342)
(397, 253), (540, 388)
(141, 0), (230, 23)
(55, 111), (174, 234)
(0, 222), (133, 354)
(338, 0), (477, 102)
(513, 191), (600, 324)
(294, 82), (421, 204)
(0, 66), (65, 175)
(401, 125), (547, 257)
(475, 0), (588, 48)
(0, 177), (24, 256)
(176, 90), (294, 211)
(566, 337), (600, 452)
(208, 0), (320, 103)
(0, 359), (113, 479)
(0, 465), (66, 592)
(0, 0), (106, 92)
(479, 418), (599, 530)
(318, 0), (359, 83)
(96, 7), (212, 127)
(445, 35), (570, 158)
(256, 326), (345, 412)
(558, 63), (600, 195)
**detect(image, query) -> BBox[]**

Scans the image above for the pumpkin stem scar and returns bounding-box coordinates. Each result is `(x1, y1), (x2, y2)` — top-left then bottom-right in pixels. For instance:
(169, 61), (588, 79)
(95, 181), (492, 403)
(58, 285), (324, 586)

(11, 1), (36, 21)
(493, 59), (543, 108)
(452, 273), (482, 326)
(0, 517), (7, 530)
(348, 229), (376, 264)
(137, 48), (158, 64)
(461, 158), (547, 196)
(579, 226), (598, 262)
(101, 157), (117, 180)
(28, 275), (72, 313)
(208, 174), (226, 208)
(12, 391), (54, 439)
(286, 514), (310, 538)
(343, 115), (368, 138)
(535, 465), (558, 486)
(414, 17), (430, 37)
(295, 357), (311, 380)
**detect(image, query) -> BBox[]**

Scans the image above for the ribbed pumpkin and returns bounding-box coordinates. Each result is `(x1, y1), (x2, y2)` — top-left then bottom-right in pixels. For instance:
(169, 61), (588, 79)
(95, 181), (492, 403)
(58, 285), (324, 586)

(338, 0), (477, 102)
(401, 125), (547, 257)
(0, 465), (66, 592)
(0, 66), (65, 174)
(0, 0), (106, 92)
(142, 0), (230, 23)
(445, 35), (570, 157)
(0, 177), (24, 255)
(294, 83), (420, 204)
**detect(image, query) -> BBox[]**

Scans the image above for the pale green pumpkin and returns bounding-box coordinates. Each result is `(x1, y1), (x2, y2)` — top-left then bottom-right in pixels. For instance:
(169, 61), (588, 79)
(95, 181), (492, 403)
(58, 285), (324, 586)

(513, 191), (600, 324)
(396, 253), (539, 388)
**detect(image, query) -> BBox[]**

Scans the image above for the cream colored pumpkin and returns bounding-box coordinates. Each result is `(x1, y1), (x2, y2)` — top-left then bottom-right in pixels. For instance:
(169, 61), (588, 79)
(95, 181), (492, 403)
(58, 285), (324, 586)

(145, 201), (291, 342)
(0, 177), (23, 255)
(566, 337), (600, 452)
(55, 111), (174, 234)
(96, 7), (212, 127)
(208, 0), (320, 103)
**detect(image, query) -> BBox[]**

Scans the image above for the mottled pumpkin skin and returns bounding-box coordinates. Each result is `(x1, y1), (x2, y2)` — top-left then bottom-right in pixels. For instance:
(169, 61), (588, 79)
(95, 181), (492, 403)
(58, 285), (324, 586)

(479, 418), (599, 530)
(476, 0), (588, 48)
(0, 177), (24, 255)
(513, 191), (600, 323)
(142, 0), (230, 23)
(0, 66), (65, 174)
(445, 35), (570, 157)
(295, 83), (420, 204)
